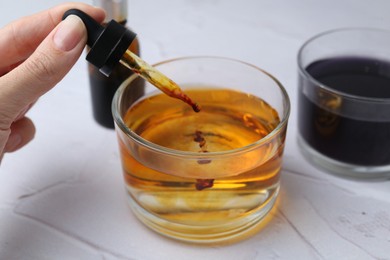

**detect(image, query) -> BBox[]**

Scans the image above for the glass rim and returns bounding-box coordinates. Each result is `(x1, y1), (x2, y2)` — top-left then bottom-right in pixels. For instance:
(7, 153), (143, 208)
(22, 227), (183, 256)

(297, 27), (390, 104)
(112, 56), (290, 158)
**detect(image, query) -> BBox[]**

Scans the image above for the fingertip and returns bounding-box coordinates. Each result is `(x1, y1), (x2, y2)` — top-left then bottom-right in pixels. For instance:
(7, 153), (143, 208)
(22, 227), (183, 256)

(4, 117), (35, 153)
(52, 3), (106, 24)
(4, 133), (22, 152)
(92, 7), (106, 23)
(53, 15), (87, 52)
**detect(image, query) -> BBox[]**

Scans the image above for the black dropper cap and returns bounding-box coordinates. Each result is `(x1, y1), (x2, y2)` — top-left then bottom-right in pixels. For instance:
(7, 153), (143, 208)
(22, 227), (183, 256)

(63, 9), (137, 76)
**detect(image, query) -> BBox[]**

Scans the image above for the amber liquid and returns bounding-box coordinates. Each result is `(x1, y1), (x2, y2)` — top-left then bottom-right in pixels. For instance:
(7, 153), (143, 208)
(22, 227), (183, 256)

(119, 88), (285, 242)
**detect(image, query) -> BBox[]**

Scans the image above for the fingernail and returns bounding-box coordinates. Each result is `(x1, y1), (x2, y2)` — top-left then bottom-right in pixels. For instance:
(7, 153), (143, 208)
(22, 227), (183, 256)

(5, 133), (22, 152)
(53, 15), (86, 52)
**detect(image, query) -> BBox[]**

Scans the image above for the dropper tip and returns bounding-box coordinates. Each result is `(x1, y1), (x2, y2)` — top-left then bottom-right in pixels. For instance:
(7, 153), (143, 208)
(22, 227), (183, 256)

(192, 103), (201, 113)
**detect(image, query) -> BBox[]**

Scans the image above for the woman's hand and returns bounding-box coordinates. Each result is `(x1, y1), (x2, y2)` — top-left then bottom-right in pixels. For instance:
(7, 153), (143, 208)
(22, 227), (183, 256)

(0, 3), (105, 161)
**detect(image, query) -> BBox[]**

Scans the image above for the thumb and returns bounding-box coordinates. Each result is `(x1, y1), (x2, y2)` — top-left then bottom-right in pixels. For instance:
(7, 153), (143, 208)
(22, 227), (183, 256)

(0, 15), (87, 130)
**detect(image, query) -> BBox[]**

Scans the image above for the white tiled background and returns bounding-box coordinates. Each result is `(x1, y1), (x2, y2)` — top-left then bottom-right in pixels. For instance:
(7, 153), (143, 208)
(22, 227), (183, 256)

(1, 1), (390, 259)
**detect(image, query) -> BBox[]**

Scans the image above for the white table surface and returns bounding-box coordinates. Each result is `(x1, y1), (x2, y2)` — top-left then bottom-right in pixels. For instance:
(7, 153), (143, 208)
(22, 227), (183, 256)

(1, 0), (390, 259)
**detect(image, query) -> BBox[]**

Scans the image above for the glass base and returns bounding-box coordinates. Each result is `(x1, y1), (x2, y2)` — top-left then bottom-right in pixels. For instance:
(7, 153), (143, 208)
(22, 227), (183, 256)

(125, 187), (279, 245)
(297, 133), (390, 181)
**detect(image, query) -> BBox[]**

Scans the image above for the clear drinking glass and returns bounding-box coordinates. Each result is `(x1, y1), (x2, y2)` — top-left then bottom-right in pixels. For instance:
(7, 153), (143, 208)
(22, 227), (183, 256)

(112, 57), (290, 244)
(298, 28), (390, 180)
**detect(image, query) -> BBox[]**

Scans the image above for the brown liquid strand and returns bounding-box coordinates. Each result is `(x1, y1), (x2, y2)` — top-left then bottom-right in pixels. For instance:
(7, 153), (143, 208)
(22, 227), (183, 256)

(194, 130), (214, 190)
(120, 51), (206, 189)
(120, 50), (201, 112)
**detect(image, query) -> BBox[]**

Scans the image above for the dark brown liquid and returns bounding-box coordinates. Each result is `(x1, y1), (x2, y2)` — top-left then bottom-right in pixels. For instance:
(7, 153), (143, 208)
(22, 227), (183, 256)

(298, 57), (390, 166)
(193, 130), (213, 190)
(120, 51), (200, 113)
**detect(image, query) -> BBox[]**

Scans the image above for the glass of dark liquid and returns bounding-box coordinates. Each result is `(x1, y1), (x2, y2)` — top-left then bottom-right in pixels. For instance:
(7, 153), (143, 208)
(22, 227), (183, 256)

(297, 28), (390, 180)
